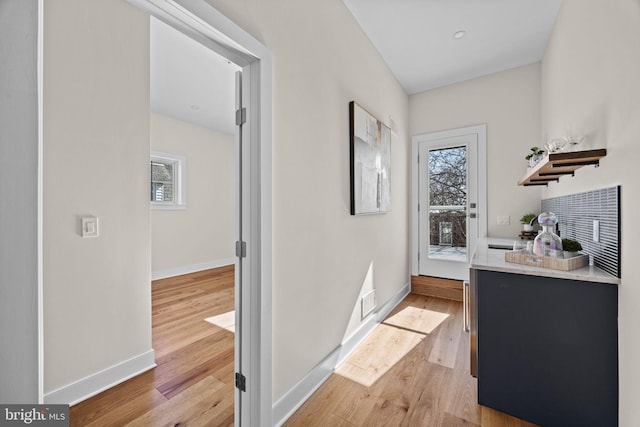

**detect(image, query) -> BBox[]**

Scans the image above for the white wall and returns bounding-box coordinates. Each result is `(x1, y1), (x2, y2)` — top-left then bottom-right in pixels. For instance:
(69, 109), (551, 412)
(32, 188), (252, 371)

(409, 63), (542, 239)
(207, 0), (410, 402)
(540, 0), (640, 423)
(150, 112), (235, 277)
(42, 0), (152, 398)
(0, 0), (40, 403)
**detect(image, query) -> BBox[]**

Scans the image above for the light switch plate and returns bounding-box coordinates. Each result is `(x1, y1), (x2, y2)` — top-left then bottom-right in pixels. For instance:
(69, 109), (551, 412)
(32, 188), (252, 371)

(81, 217), (99, 238)
(497, 215), (510, 225)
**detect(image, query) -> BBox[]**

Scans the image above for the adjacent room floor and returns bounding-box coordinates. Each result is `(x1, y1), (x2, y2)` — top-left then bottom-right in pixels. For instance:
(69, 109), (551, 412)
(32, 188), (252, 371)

(69, 265), (236, 426)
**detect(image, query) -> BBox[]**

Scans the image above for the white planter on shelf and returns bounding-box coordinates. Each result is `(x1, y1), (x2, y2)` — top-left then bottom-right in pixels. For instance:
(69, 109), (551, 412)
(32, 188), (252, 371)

(523, 224), (534, 232)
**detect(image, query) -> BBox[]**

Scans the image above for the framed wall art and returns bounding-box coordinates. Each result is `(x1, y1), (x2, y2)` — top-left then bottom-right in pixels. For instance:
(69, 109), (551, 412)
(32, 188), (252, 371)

(349, 101), (391, 215)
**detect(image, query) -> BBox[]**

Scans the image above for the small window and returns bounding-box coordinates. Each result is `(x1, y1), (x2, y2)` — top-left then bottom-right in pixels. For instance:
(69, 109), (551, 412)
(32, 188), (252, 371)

(151, 151), (185, 209)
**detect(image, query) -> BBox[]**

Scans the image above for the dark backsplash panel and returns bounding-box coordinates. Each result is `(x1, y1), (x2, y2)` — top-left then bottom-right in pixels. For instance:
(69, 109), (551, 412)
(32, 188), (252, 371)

(541, 186), (620, 278)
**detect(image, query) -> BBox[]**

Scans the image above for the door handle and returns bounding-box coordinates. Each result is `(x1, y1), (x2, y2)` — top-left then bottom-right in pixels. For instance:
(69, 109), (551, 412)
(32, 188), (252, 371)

(463, 280), (470, 332)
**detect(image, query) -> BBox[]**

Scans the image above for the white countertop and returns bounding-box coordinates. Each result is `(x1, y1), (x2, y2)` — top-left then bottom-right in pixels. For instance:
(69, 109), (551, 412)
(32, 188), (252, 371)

(471, 237), (620, 285)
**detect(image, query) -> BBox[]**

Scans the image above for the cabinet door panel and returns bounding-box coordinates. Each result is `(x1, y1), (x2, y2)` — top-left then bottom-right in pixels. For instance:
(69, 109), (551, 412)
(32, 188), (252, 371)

(476, 270), (617, 427)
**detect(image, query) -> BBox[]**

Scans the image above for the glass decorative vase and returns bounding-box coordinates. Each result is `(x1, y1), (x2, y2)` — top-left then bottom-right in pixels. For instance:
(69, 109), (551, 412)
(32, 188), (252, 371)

(528, 154), (542, 168)
(533, 212), (563, 258)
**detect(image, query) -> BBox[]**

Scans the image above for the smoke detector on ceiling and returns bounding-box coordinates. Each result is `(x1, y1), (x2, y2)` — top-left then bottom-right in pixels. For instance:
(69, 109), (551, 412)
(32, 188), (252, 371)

(453, 30), (467, 39)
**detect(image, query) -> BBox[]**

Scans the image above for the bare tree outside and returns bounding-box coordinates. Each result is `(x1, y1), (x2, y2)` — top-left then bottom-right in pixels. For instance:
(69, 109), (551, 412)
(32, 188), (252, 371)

(428, 146), (467, 259)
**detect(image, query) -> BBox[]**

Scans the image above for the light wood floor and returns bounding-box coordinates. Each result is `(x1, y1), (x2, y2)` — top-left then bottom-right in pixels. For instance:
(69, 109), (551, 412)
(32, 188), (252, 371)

(69, 265), (236, 426)
(285, 293), (537, 427)
(70, 269), (534, 426)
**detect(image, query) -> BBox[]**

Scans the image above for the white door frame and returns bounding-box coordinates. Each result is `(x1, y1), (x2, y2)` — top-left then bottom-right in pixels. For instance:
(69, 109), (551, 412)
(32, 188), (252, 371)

(127, 1), (272, 425)
(411, 124), (487, 278)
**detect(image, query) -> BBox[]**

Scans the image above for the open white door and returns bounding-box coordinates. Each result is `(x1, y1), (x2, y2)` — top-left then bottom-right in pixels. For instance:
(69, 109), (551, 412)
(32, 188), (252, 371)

(234, 69), (248, 425)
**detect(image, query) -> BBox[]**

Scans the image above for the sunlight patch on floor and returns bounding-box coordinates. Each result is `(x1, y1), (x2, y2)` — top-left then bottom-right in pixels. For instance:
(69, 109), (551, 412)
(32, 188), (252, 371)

(383, 305), (450, 335)
(336, 306), (450, 387)
(204, 310), (235, 333)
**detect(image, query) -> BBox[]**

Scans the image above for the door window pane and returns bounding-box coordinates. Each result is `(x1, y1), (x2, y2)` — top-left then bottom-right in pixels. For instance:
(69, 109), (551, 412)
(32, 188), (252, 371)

(428, 146), (467, 262)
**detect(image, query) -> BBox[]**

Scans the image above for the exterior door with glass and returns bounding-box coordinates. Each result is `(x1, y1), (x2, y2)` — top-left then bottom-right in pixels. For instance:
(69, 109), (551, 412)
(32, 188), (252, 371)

(417, 130), (481, 281)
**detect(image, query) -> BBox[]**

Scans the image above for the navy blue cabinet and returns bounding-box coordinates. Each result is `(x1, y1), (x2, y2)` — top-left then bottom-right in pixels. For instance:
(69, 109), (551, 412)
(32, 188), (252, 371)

(474, 269), (618, 426)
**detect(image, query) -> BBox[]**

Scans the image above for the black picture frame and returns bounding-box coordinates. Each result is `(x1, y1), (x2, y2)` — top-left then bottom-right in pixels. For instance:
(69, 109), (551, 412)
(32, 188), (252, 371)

(349, 101), (391, 215)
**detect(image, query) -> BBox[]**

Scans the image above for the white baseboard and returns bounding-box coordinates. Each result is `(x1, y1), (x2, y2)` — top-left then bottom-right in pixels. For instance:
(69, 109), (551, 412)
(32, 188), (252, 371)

(43, 349), (156, 406)
(151, 258), (236, 281)
(272, 281), (411, 426)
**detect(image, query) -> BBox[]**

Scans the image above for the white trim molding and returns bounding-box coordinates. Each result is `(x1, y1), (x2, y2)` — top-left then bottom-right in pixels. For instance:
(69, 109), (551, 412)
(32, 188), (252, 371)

(272, 282), (411, 427)
(44, 350), (156, 406)
(151, 258), (236, 281)
(37, 0), (45, 404)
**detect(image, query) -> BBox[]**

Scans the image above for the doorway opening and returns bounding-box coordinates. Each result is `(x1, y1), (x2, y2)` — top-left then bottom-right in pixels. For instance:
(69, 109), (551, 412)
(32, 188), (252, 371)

(148, 14), (238, 283)
(149, 13), (238, 422)
(130, 1), (273, 425)
(411, 125), (487, 282)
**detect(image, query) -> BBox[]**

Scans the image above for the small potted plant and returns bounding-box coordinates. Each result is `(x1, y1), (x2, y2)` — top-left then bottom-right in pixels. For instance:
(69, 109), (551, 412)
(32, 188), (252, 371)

(525, 146), (546, 167)
(562, 238), (583, 258)
(520, 213), (537, 231)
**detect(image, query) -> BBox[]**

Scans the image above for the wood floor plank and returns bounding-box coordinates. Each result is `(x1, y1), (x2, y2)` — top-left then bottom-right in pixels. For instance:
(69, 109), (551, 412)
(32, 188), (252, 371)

(155, 336), (234, 399)
(441, 411), (481, 427)
(330, 381), (378, 425)
(428, 299), (463, 368)
(400, 348), (451, 426)
(153, 321), (220, 359)
(443, 308), (482, 425)
(336, 323), (424, 387)
(69, 370), (167, 427)
(365, 350), (432, 426)
(285, 376), (356, 427)
(123, 376), (229, 427)
(481, 406), (538, 427)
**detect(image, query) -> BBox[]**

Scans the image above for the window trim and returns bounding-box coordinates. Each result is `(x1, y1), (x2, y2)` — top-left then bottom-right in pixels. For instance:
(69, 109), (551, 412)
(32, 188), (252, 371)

(151, 150), (186, 210)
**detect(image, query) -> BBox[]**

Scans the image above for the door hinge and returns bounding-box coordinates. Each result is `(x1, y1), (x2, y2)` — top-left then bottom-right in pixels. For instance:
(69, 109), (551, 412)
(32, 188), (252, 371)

(235, 241), (246, 258)
(235, 372), (246, 392)
(235, 107), (247, 126)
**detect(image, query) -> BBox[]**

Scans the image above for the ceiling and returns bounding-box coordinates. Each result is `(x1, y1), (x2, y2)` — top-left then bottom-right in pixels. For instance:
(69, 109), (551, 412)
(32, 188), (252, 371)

(150, 1), (562, 133)
(343, 0), (562, 94)
(150, 16), (239, 134)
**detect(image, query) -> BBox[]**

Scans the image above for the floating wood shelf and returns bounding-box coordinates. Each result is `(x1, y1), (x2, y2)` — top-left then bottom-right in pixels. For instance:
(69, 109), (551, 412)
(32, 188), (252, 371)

(518, 148), (607, 186)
